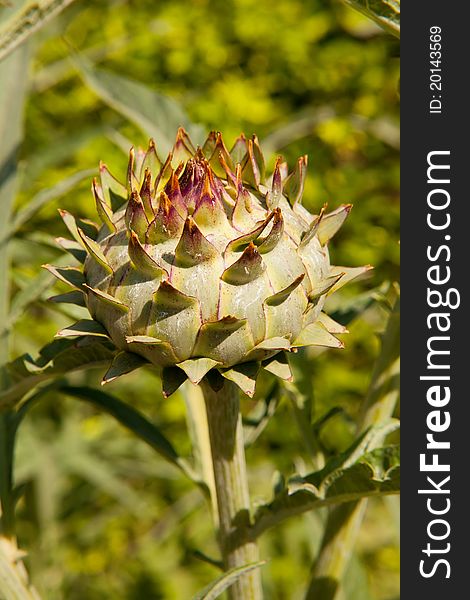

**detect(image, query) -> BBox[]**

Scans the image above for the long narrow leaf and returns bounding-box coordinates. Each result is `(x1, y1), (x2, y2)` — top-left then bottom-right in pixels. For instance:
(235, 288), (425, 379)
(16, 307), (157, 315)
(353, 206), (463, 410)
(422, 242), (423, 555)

(72, 53), (204, 154)
(6, 254), (72, 333)
(9, 168), (94, 235)
(0, 339), (114, 410)
(192, 561), (267, 600)
(60, 385), (179, 464)
(0, 0), (77, 62)
(0, 18), (32, 542)
(342, 0), (400, 38)
(0, 28), (30, 370)
(59, 385), (202, 485)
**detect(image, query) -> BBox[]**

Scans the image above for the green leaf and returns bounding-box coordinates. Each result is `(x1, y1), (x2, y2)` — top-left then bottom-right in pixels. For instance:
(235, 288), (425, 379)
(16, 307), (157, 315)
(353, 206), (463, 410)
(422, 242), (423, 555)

(192, 561), (267, 600)
(4, 254), (71, 335)
(0, 0), (77, 62)
(73, 53), (204, 155)
(0, 27), (30, 373)
(328, 282), (391, 326)
(62, 451), (147, 514)
(342, 0), (400, 38)
(316, 205), (352, 246)
(60, 385), (202, 484)
(0, 339), (114, 410)
(251, 445), (399, 539)
(243, 382), (281, 446)
(8, 169), (94, 236)
(0, 27), (32, 542)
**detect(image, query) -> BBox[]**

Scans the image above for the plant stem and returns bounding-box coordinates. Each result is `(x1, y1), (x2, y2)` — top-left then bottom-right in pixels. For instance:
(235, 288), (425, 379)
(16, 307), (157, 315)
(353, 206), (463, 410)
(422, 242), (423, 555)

(304, 501), (367, 600)
(304, 297), (400, 599)
(200, 379), (263, 600)
(183, 383), (218, 526)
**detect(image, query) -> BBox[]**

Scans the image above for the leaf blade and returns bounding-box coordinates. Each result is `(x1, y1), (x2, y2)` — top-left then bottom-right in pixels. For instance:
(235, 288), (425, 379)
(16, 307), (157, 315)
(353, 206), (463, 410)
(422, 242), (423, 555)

(59, 385), (182, 470)
(73, 54), (204, 154)
(192, 561), (267, 600)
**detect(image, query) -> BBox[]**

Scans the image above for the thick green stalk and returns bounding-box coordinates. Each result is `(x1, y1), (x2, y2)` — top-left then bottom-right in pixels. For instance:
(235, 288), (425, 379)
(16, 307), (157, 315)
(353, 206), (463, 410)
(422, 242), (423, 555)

(200, 379), (263, 600)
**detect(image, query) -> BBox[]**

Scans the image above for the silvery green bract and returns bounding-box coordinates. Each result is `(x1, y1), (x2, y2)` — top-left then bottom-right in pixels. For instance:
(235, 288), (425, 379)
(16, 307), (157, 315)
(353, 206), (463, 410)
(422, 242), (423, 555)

(47, 130), (370, 397)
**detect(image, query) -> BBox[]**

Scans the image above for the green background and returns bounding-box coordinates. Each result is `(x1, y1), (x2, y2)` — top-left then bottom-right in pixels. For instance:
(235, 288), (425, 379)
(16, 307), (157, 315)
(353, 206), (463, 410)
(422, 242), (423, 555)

(6, 0), (399, 598)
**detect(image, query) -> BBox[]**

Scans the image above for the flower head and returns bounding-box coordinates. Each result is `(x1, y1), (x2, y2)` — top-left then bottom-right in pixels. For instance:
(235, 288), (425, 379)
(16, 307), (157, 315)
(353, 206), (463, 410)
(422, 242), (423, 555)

(47, 129), (370, 397)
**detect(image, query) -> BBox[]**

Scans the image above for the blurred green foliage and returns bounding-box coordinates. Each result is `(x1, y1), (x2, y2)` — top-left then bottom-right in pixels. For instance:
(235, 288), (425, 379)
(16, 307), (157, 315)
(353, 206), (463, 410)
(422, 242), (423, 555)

(4, 0), (399, 598)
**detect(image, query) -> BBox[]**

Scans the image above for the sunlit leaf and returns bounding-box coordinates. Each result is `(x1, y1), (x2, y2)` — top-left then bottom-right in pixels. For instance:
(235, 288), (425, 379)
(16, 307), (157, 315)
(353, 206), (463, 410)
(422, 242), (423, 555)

(251, 444), (399, 538)
(342, 0), (400, 38)
(9, 169), (94, 235)
(0, 0), (77, 62)
(73, 54), (204, 155)
(0, 339), (114, 410)
(60, 385), (203, 487)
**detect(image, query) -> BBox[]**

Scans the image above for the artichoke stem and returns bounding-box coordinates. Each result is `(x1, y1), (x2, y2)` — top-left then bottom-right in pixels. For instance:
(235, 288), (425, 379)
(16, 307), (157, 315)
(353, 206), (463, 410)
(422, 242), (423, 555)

(201, 379), (263, 600)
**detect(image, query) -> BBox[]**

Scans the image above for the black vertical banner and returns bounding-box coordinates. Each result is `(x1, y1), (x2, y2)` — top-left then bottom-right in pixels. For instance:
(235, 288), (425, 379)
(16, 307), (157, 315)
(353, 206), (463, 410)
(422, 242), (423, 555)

(401, 3), (468, 597)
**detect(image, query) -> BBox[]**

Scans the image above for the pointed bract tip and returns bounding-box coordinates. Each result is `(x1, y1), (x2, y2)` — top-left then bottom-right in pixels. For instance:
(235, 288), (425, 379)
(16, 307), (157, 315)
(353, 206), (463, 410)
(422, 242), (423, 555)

(194, 146), (206, 161)
(158, 190), (172, 214)
(176, 126), (189, 140)
(245, 241), (258, 256)
(219, 315), (240, 325)
(235, 163), (242, 185)
(222, 242), (265, 285)
(174, 161), (185, 177)
(130, 189), (143, 205)
(143, 168), (152, 184)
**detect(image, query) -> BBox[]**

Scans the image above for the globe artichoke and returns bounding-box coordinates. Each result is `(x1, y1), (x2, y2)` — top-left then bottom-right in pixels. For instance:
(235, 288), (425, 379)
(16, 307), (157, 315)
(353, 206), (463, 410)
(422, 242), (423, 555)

(46, 129), (370, 397)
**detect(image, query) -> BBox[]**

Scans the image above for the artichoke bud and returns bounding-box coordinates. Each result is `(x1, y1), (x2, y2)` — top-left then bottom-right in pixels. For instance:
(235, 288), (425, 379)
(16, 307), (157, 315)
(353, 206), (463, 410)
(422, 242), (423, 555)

(49, 129), (370, 397)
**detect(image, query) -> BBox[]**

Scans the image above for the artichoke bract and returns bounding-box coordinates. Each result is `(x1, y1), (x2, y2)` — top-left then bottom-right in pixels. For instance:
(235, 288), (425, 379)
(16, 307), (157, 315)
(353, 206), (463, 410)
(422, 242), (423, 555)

(47, 129), (370, 397)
